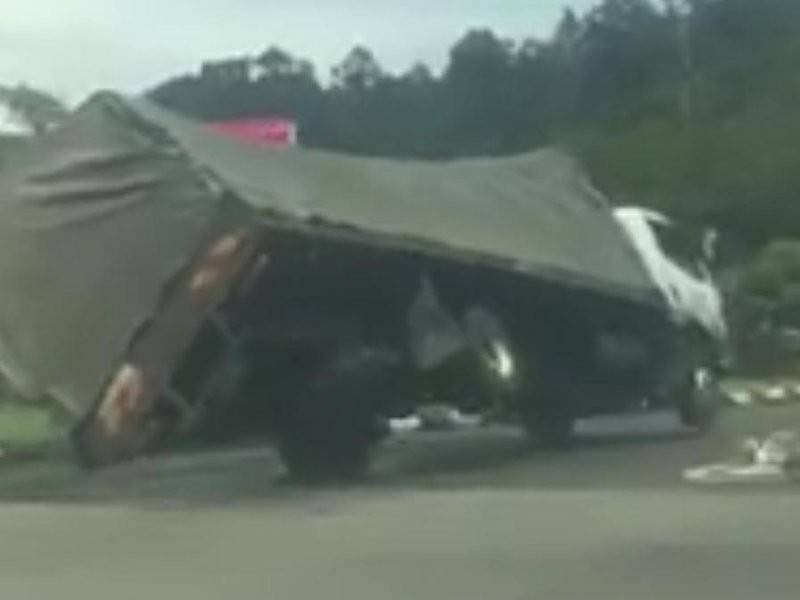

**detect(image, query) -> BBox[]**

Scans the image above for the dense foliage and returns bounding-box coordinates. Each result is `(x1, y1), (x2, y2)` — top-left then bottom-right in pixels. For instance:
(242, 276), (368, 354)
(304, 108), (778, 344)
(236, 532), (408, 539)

(145, 0), (799, 244)
(0, 84), (67, 134)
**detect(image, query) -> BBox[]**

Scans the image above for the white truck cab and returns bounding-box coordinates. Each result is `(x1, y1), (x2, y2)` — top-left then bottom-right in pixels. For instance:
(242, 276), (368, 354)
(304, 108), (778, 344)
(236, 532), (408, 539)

(614, 207), (728, 343)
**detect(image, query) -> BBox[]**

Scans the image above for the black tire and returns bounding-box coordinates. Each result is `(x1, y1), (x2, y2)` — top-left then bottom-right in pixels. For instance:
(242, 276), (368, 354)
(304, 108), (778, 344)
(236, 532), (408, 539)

(520, 404), (576, 449)
(506, 330), (579, 450)
(276, 348), (402, 482)
(517, 368), (578, 449)
(678, 367), (720, 432)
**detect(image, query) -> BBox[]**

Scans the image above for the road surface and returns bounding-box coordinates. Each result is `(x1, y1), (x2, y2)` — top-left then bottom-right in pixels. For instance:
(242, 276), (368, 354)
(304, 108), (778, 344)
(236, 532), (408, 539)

(0, 406), (798, 599)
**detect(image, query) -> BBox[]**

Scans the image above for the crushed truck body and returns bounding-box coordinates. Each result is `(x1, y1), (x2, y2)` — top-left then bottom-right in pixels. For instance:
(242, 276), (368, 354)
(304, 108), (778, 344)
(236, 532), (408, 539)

(0, 93), (724, 478)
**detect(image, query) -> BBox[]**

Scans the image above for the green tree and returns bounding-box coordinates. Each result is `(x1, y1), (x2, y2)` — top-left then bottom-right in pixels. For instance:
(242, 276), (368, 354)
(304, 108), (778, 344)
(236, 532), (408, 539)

(0, 84), (67, 135)
(576, 0), (677, 127)
(331, 46), (384, 91)
(443, 29), (516, 154)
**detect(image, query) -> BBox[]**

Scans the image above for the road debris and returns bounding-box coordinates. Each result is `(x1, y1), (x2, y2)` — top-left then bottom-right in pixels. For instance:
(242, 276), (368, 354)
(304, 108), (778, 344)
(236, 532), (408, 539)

(684, 430), (800, 485)
(720, 379), (800, 408)
(759, 385), (791, 406)
(390, 407), (484, 434)
(683, 462), (785, 484)
(723, 388), (755, 407)
(389, 415), (423, 434)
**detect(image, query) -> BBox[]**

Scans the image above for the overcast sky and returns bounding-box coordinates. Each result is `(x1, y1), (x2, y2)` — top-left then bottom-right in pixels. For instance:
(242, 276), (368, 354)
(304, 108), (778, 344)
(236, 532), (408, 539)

(1, 0), (599, 104)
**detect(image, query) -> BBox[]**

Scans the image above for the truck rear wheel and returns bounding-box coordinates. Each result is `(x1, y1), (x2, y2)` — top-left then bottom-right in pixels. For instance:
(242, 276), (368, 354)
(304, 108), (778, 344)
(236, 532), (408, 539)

(276, 348), (402, 482)
(520, 404), (576, 449)
(517, 369), (578, 449)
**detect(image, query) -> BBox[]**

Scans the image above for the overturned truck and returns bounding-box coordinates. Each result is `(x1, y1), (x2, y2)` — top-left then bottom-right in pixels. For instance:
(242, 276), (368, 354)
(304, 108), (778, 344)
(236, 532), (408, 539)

(0, 93), (724, 479)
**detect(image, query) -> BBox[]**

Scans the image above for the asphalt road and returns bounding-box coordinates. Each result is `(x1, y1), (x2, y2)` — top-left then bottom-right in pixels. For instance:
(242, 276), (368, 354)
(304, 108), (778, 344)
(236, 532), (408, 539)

(0, 406), (799, 599)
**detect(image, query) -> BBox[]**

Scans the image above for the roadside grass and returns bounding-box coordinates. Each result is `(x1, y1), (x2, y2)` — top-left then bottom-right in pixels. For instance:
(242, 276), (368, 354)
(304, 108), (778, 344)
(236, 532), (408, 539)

(0, 402), (63, 456)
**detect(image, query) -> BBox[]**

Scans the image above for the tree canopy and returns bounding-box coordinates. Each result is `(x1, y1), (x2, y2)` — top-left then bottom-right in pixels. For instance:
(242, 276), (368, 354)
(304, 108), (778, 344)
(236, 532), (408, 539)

(0, 84), (67, 135)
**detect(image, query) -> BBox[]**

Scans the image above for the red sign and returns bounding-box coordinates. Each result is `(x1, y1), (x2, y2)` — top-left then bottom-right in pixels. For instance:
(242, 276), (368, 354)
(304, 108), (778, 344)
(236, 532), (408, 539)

(207, 118), (298, 146)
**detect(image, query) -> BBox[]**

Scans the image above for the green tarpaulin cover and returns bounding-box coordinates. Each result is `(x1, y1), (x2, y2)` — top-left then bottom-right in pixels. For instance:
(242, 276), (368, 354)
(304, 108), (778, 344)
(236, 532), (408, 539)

(0, 92), (659, 417)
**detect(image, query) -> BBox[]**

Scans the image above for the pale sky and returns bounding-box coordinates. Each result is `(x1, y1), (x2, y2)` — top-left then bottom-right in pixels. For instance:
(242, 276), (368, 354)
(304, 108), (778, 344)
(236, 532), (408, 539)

(0, 0), (599, 104)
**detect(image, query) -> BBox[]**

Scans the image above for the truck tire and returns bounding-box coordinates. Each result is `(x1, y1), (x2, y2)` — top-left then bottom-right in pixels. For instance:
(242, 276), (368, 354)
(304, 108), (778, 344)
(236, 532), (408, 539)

(516, 368), (578, 449)
(678, 367), (720, 432)
(276, 348), (402, 482)
(520, 403), (576, 449)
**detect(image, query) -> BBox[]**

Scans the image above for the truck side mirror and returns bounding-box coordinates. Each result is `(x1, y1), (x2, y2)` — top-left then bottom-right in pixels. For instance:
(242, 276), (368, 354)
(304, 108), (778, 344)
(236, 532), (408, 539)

(702, 229), (719, 265)
(696, 260), (713, 282)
